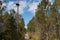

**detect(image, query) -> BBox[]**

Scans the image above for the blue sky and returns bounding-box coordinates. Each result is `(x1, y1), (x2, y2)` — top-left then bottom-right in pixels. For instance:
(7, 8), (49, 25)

(2, 0), (54, 28)
(3, 0), (41, 28)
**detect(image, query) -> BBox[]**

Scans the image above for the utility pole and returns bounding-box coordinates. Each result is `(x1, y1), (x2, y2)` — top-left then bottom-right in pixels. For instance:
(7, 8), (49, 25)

(16, 0), (20, 32)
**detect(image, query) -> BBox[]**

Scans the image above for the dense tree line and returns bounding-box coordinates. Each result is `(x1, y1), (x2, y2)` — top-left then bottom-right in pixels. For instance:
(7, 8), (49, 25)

(0, 2), (26, 40)
(28, 0), (60, 40)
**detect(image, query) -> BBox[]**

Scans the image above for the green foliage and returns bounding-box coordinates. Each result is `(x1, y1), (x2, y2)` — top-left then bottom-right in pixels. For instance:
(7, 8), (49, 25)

(0, 9), (26, 40)
(28, 0), (60, 40)
(0, 1), (26, 40)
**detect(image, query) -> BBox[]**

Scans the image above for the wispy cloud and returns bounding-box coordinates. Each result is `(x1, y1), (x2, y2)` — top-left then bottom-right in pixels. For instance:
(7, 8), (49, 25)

(49, 0), (54, 5)
(2, 2), (6, 8)
(7, 1), (15, 10)
(5, 0), (54, 15)
(5, 0), (41, 15)
(6, 1), (27, 14)
(28, 2), (39, 14)
(28, 0), (41, 15)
